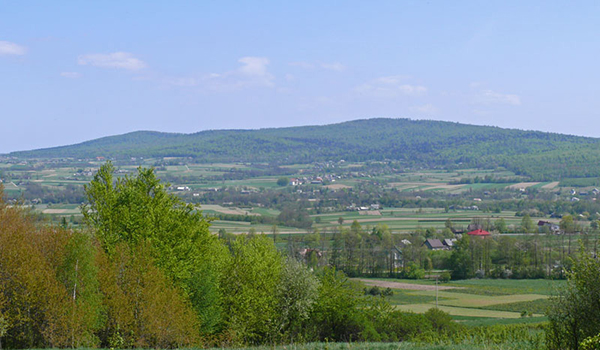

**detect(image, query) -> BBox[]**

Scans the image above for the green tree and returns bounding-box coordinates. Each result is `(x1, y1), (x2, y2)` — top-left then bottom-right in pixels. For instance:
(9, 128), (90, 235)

(449, 235), (473, 280)
(277, 177), (289, 186)
(220, 234), (282, 344)
(309, 268), (365, 342)
(547, 244), (600, 350)
(561, 215), (576, 234)
(494, 218), (508, 233)
(520, 214), (535, 233)
(275, 258), (320, 342)
(82, 162), (226, 334)
(444, 218), (453, 230)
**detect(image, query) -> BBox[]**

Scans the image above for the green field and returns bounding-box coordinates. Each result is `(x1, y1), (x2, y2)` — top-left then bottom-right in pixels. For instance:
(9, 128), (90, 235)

(356, 278), (564, 326)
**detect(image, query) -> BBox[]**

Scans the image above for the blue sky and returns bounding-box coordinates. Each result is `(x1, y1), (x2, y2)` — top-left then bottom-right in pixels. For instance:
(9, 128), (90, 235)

(1, 1), (599, 153)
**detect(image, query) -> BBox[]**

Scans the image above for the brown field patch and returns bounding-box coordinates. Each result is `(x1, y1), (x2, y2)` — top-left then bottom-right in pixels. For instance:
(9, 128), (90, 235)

(358, 210), (381, 216)
(390, 182), (443, 187)
(42, 209), (67, 214)
(507, 182), (540, 190)
(325, 183), (353, 190)
(389, 182), (464, 191)
(201, 204), (259, 216)
(542, 181), (560, 189)
(356, 278), (460, 291)
(426, 184), (465, 190)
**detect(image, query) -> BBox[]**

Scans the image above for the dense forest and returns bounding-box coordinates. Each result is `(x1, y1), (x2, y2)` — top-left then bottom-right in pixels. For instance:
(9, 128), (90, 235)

(9, 118), (600, 180)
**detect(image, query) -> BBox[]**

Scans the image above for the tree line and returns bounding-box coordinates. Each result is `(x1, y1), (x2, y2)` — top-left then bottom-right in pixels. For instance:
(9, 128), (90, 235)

(0, 163), (464, 349)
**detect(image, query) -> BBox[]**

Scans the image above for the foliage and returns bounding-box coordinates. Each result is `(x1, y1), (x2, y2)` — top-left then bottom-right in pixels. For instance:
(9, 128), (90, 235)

(96, 242), (200, 348)
(0, 193), (101, 348)
(13, 118), (600, 181)
(309, 268), (366, 342)
(275, 258), (320, 342)
(277, 177), (289, 186)
(220, 234), (283, 344)
(546, 243), (600, 350)
(81, 162), (226, 336)
(449, 236), (474, 280)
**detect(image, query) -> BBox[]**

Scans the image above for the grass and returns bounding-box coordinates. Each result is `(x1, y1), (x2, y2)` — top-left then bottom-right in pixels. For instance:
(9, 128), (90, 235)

(396, 304), (526, 319)
(202, 339), (543, 350)
(445, 279), (565, 296)
(359, 277), (562, 325)
(483, 298), (551, 315)
(386, 290), (440, 305)
(452, 315), (547, 327)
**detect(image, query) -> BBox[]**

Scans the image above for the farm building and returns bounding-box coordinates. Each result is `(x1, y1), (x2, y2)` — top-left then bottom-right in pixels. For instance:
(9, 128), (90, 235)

(538, 220), (560, 233)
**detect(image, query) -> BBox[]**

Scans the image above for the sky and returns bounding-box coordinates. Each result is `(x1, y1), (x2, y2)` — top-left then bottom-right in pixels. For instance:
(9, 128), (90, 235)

(1, 1), (600, 153)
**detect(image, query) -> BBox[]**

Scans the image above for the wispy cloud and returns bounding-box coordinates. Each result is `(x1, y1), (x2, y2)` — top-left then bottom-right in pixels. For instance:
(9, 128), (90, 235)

(289, 61), (314, 69)
(320, 62), (345, 71)
(355, 75), (427, 98)
(164, 77), (198, 87)
(410, 104), (438, 114)
(475, 89), (521, 106)
(289, 61), (346, 72)
(60, 72), (81, 79)
(77, 52), (147, 70)
(207, 56), (275, 91)
(0, 41), (26, 56)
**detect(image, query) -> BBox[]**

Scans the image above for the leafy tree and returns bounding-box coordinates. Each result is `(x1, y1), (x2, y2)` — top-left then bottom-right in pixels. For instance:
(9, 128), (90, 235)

(495, 218), (508, 233)
(275, 258), (320, 342)
(55, 230), (103, 348)
(82, 162), (226, 334)
(520, 214), (535, 233)
(309, 268), (365, 342)
(449, 235), (473, 280)
(547, 244), (600, 349)
(561, 215), (576, 234)
(277, 177), (289, 186)
(444, 218), (453, 229)
(96, 242), (200, 348)
(220, 234), (282, 344)
(0, 199), (78, 348)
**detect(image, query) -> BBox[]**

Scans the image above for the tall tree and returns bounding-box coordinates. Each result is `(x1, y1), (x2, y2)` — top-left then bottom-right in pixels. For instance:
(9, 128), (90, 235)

(82, 162), (227, 334)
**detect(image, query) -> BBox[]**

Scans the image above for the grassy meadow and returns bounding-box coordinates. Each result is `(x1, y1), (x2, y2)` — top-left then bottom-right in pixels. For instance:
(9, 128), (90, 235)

(356, 277), (563, 327)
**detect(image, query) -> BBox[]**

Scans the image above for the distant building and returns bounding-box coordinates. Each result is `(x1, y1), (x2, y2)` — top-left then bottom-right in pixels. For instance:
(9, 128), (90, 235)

(423, 238), (447, 250)
(443, 238), (457, 248)
(538, 220), (560, 233)
(467, 229), (491, 237)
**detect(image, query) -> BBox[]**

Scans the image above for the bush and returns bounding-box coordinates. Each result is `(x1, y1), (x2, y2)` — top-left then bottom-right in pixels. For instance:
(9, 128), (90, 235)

(439, 271), (451, 283)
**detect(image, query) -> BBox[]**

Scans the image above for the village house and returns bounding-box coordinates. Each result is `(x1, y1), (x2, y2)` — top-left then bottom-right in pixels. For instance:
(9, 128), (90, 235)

(538, 220), (560, 233)
(423, 238), (447, 250)
(467, 229), (491, 237)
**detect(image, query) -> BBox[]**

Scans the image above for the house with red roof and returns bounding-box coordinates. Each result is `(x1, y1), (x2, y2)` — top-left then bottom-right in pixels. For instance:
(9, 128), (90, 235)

(467, 229), (491, 237)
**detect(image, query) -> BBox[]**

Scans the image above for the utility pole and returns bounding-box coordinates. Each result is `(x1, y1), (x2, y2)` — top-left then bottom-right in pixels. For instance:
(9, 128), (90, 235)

(435, 275), (438, 308)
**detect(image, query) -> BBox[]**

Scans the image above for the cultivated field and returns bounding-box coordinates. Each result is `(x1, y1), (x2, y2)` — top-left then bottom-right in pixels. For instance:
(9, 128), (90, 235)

(355, 278), (562, 325)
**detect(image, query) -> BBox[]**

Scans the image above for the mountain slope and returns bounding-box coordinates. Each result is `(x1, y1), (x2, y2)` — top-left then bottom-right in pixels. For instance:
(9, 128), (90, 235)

(9, 118), (600, 180)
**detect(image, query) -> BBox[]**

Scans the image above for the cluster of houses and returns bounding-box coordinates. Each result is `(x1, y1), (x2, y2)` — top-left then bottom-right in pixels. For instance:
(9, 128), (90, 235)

(422, 229), (492, 251)
(448, 205), (479, 211)
(345, 203), (381, 211)
(289, 174), (340, 186)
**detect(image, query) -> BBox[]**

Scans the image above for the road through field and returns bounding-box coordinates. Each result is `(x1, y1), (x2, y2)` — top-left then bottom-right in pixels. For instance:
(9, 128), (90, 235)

(356, 278), (460, 291)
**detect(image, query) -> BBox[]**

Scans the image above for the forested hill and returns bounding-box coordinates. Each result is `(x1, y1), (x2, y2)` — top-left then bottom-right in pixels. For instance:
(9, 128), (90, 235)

(9, 118), (600, 180)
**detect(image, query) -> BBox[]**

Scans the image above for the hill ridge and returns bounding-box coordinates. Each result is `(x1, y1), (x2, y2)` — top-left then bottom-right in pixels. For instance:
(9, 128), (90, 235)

(8, 118), (600, 181)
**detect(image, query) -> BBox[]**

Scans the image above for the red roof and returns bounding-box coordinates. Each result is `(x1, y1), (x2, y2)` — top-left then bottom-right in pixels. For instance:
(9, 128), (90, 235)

(467, 229), (491, 236)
